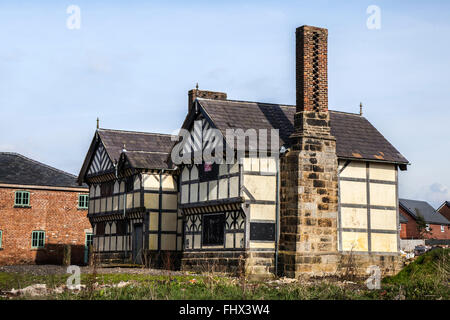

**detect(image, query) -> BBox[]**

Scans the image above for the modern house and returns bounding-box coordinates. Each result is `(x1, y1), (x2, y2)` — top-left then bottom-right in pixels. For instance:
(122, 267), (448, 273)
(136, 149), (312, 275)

(0, 152), (91, 265)
(437, 201), (450, 221)
(399, 198), (450, 240)
(78, 25), (410, 278)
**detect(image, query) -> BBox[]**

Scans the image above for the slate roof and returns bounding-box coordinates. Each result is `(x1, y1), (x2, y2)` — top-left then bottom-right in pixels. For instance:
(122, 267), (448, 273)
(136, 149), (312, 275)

(78, 129), (177, 183)
(122, 151), (174, 170)
(399, 198), (450, 225)
(0, 152), (85, 189)
(97, 129), (177, 164)
(197, 98), (409, 165)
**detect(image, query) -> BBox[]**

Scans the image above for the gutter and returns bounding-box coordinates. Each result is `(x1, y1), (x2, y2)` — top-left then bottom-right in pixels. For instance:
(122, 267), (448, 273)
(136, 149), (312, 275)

(0, 183), (88, 192)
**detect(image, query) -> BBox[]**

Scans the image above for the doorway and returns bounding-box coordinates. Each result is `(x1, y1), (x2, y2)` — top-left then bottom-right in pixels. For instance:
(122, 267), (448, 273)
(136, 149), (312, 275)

(132, 224), (143, 265)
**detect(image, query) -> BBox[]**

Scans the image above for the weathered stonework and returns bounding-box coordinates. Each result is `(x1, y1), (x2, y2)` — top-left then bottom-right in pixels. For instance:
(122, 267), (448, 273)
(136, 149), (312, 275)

(181, 251), (247, 275)
(278, 25), (403, 278)
(279, 26), (339, 278)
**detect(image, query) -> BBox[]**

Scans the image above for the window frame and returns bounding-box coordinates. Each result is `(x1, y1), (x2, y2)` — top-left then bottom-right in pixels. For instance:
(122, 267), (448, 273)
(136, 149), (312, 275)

(198, 162), (219, 182)
(78, 194), (89, 209)
(0, 230), (2, 249)
(202, 213), (225, 246)
(14, 190), (30, 207)
(31, 231), (45, 249)
(441, 225), (445, 233)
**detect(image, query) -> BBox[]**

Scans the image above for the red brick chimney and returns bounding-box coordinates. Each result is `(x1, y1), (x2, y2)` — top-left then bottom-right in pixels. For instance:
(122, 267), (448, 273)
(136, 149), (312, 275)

(295, 26), (328, 113)
(188, 85), (227, 113)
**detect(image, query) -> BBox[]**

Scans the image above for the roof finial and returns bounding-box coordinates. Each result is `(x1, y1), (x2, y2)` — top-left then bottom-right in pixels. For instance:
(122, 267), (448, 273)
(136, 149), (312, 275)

(196, 82), (199, 90)
(96, 117), (99, 129)
(359, 102), (363, 116)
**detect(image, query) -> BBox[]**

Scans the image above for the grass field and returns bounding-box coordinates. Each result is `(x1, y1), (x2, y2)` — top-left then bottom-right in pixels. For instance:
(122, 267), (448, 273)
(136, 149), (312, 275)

(0, 249), (448, 300)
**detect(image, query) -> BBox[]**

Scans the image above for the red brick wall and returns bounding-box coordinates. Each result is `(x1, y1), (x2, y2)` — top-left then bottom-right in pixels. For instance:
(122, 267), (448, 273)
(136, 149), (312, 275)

(0, 187), (91, 265)
(399, 206), (450, 240)
(438, 203), (450, 221)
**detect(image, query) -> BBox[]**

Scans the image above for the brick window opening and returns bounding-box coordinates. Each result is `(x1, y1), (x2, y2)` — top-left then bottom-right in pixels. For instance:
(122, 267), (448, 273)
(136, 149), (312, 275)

(78, 194), (89, 209)
(31, 231), (45, 249)
(202, 213), (225, 246)
(441, 225), (445, 233)
(15, 191), (30, 207)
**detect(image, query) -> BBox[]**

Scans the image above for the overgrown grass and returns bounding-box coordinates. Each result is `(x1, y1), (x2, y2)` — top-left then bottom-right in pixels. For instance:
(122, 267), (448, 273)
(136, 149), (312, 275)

(1, 249), (448, 300)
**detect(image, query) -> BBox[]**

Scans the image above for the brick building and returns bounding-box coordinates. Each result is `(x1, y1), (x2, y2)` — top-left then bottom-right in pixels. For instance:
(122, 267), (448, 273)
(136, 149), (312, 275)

(78, 25), (410, 278)
(437, 201), (450, 221)
(399, 198), (450, 240)
(0, 153), (91, 265)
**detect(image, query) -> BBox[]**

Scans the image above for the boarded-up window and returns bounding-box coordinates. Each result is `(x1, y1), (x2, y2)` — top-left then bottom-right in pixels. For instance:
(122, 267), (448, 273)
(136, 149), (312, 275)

(125, 176), (134, 192)
(202, 213), (225, 246)
(116, 220), (127, 235)
(100, 182), (114, 197)
(96, 222), (105, 236)
(199, 163), (219, 182)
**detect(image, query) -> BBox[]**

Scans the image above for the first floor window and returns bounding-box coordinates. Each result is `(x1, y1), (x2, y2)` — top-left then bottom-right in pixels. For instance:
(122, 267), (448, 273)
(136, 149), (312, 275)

(78, 194), (89, 209)
(116, 220), (127, 235)
(15, 191), (30, 207)
(96, 222), (105, 236)
(202, 213), (225, 246)
(31, 231), (45, 249)
(441, 225), (445, 233)
(0, 230), (2, 248)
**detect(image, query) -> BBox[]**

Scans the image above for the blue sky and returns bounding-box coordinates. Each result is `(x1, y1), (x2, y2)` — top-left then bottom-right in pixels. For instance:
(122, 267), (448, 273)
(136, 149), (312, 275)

(0, 0), (449, 207)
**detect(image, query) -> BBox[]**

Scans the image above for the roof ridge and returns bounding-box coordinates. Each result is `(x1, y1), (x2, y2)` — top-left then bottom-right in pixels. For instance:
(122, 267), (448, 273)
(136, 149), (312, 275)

(0, 152), (77, 179)
(197, 98), (361, 115)
(98, 128), (177, 137)
(125, 151), (170, 155)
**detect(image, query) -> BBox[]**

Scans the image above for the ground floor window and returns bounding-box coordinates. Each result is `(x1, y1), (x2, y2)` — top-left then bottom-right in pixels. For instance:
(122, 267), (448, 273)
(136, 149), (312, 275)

(86, 233), (94, 246)
(202, 213), (225, 246)
(31, 231), (45, 249)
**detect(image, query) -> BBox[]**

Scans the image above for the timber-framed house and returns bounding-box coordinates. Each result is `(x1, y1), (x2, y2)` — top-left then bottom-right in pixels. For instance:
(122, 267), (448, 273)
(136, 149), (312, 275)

(78, 25), (410, 278)
(78, 129), (182, 266)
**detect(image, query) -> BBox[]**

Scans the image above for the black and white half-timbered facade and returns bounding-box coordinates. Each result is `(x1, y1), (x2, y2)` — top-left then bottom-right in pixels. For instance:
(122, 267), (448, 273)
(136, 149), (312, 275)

(78, 129), (182, 267)
(78, 25), (410, 278)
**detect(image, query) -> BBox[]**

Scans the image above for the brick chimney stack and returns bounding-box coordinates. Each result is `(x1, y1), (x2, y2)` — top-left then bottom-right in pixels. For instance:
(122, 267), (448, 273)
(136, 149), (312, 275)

(188, 86), (227, 113)
(278, 25), (339, 278)
(293, 26), (331, 138)
(295, 26), (328, 113)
